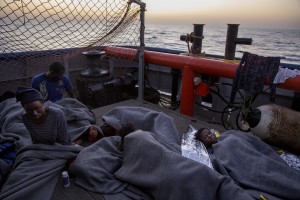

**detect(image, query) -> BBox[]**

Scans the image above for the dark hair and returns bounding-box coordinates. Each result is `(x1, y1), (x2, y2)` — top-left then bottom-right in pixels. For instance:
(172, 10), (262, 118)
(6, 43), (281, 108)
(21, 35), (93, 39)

(194, 128), (209, 141)
(49, 61), (65, 73)
(117, 123), (135, 151)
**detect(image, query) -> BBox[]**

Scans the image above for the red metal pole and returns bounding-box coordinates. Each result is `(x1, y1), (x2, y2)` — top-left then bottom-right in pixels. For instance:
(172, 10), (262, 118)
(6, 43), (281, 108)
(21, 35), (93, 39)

(104, 46), (300, 92)
(104, 46), (239, 78)
(181, 66), (197, 116)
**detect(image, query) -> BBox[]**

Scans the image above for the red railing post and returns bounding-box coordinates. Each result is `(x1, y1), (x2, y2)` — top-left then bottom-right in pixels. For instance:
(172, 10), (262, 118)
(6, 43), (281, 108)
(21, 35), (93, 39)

(180, 66), (197, 116)
(104, 46), (300, 99)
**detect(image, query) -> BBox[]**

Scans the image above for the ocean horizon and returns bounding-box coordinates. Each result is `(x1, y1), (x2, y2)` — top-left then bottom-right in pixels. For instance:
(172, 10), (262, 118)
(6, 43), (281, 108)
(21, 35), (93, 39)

(1, 21), (299, 67)
(144, 24), (300, 66)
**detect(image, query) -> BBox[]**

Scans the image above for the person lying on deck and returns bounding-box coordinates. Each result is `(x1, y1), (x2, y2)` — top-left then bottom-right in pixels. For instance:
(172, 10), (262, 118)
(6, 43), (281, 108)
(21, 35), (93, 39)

(73, 125), (103, 146)
(194, 127), (300, 171)
(16, 86), (72, 145)
(194, 127), (218, 149)
(100, 122), (135, 151)
(193, 127), (300, 200)
(72, 122), (135, 149)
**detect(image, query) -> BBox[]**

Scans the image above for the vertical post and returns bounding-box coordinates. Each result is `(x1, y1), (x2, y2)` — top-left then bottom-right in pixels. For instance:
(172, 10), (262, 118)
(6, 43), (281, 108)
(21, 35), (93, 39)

(225, 24), (252, 60)
(225, 24), (239, 60)
(132, 0), (146, 100)
(191, 24), (204, 54)
(171, 68), (180, 102)
(180, 66), (196, 116)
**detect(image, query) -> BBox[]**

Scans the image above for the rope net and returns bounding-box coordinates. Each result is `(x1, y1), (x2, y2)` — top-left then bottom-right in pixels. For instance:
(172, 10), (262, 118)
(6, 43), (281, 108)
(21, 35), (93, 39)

(0, 0), (141, 95)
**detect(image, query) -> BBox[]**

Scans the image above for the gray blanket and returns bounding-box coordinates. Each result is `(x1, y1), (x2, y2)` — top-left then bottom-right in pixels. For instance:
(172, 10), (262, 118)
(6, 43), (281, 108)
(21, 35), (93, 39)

(70, 107), (254, 200)
(1, 101), (299, 200)
(0, 97), (97, 146)
(0, 98), (96, 200)
(0, 144), (82, 200)
(211, 130), (300, 200)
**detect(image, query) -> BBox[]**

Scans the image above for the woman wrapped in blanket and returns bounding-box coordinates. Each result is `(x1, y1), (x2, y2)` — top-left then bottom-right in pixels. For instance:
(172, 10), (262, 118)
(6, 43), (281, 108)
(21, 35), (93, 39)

(16, 86), (71, 145)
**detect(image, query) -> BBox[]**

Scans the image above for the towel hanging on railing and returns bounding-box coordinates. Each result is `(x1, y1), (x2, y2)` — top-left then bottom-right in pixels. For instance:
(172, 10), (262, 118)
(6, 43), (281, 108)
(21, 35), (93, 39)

(230, 52), (281, 104)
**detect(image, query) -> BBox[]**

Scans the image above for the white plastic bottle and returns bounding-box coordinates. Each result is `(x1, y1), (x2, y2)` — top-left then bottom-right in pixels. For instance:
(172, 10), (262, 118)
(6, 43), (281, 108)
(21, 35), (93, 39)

(62, 171), (70, 188)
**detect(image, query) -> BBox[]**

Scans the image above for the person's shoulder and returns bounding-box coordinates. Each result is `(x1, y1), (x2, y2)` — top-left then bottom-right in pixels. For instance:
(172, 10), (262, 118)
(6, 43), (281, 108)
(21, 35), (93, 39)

(62, 75), (73, 88)
(62, 74), (71, 80)
(46, 107), (67, 123)
(22, 113), (29, 121)
(48, 106), (64, 116)
(32, 73), (46, 81)
(22, 113), (33, 126)
(62, 75), (72, 83)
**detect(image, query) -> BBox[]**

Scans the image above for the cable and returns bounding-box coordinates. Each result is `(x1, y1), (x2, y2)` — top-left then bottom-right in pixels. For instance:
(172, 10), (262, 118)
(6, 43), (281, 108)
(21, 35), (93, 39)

(144, 63), (180, 110)
(196, 80), (271, 130)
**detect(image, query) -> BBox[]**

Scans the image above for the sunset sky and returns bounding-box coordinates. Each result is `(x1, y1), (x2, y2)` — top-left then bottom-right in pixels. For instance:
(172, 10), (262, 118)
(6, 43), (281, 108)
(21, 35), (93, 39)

(142, 0), (300, 29)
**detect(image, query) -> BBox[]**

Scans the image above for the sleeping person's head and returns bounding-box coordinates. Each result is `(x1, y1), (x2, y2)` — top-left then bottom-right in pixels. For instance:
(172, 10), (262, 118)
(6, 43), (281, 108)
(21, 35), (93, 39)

(195, 128), (218, 148)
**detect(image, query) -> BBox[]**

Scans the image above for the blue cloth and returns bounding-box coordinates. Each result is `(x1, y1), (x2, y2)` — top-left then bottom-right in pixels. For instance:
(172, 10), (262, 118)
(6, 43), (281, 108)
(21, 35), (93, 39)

(0, 142), (16, 165)
(31, 73), (73, 102)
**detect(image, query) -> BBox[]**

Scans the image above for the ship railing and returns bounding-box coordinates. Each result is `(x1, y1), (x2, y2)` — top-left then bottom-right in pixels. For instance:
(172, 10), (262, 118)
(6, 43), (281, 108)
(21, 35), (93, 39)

(104, 46), (300, 116)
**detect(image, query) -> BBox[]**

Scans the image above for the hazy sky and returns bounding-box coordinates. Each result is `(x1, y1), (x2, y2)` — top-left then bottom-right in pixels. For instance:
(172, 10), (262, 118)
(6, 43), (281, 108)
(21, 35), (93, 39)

(142, 0), (300, 29)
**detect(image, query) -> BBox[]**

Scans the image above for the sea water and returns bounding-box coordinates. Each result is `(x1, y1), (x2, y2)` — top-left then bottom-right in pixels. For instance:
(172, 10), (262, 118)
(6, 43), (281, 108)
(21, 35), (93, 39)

(144, 24), (300, 66)
(1, 21), (299, 67)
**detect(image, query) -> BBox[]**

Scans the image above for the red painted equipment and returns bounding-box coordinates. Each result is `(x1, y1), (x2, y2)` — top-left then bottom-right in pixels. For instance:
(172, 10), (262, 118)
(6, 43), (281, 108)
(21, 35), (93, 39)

(104, 46), (300, 116)
(195, 82), (210, 97)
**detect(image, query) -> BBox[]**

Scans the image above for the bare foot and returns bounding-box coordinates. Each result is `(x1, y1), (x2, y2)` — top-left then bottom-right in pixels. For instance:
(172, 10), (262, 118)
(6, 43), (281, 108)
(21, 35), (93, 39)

(88, 126), (99, 142)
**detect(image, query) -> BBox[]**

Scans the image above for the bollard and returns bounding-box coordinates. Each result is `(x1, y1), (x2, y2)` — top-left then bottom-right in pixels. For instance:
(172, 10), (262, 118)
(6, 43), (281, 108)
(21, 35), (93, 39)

(191, 24), (205, 54)
(225, 24), (252, 60)
(180, 24), (204, 54)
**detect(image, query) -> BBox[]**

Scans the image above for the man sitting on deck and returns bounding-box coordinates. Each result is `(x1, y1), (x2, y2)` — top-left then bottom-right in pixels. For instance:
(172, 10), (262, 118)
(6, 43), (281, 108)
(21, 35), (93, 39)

(31, 61), (75, 102)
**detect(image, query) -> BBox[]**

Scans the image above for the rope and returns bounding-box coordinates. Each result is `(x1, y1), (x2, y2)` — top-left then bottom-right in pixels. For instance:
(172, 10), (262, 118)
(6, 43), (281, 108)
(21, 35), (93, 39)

(0, 0), (141, 92)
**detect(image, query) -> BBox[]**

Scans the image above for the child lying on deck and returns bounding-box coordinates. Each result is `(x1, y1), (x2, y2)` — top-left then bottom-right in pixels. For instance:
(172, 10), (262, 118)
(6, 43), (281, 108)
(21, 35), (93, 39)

(73, 126), (103, 146)
(194, 128), (218, 148)
(192, 127), (300, 199)
(72, 122), (135, 149)
(194, 127), (300, 170)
